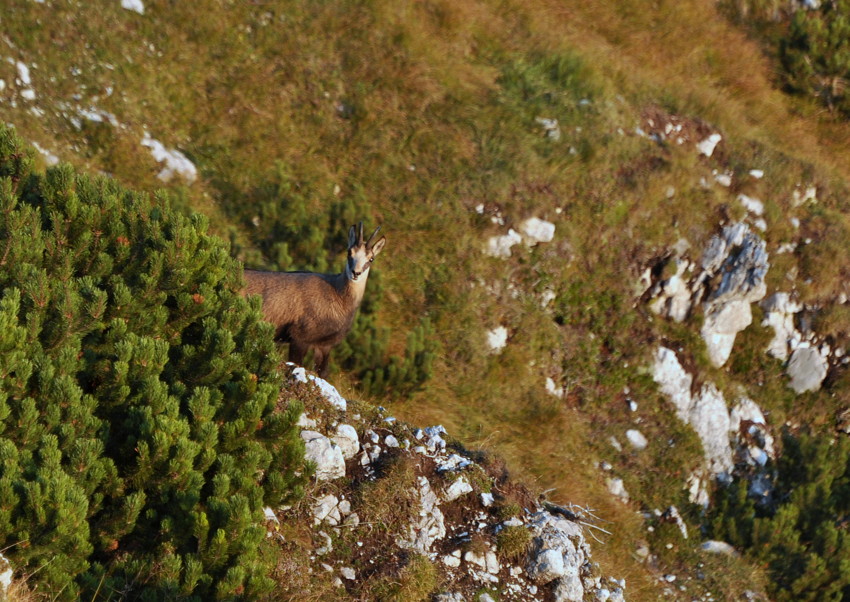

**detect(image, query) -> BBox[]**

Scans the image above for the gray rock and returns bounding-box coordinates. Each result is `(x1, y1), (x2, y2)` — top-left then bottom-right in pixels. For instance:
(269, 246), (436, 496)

(553, 570), (585, 602)
(340, 566), (356, 580)
(397, 476), (446, 553)
(649, 259), (693, 322)
(301, 431), (346, 481)
(528, 548), (565, 583)
(699, 223), (769, 367)
(315, 530), (333, 555)
(761, 292), (802, 361)
(296, 413), (317, 428)
(434, 594), (465, 602)
(689, 384), (734, 477)
(606, 477), (629, 502)
(0, 553), (12, 594)
(526, 511), (587, 597)
(700, 540), (738, 556)
(332, 424), (360, 460)
(625, 429), (648, 450)
(312, 494), (341, 525)
(787, 346), (828, 393)
(652, 348), (734, 476)
(444, 476), (473, 502)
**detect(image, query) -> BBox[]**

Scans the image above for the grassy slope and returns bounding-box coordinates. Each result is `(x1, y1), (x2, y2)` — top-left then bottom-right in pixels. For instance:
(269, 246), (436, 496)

(3, 0), (850, 598)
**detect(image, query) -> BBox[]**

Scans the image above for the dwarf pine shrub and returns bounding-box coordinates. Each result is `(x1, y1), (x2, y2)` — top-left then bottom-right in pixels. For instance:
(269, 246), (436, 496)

(709, 429), (850, 601)
(0, 126), (308, 600)
(780, 0), (850, 116)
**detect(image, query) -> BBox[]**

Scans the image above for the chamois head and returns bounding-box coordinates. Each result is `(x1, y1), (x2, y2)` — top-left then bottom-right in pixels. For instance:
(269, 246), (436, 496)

(346, 222), (386, 282)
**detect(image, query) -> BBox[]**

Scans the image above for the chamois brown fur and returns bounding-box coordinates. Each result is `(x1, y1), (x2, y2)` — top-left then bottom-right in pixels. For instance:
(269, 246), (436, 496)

(243, 223), (385, 377)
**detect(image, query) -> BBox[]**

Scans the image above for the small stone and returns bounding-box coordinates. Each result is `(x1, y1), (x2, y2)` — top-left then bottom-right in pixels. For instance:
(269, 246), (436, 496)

(0, 553), (13, 593)
(464, 550), (487, 569)
(296, 413), (317, 428)
(333, 424), (360, 460)
(606, 477), (629, 502)
(485, 551), (500, 574)
(444, 476), (473, 502)
(313, 494), (341, 525)
(340, 567), (356, 580)
(481, 492), (495, 507)
(442, 555), (461, 568)
(316, 531), (333, 556)
(625, 429), (648, 450)
(700, 540), (738, 556)
(384, 434), (400, 448)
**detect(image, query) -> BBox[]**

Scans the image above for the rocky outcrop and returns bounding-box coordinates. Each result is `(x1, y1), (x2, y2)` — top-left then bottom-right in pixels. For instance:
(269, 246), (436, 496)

(648, 223), (769, 367)
(698, 223), (769, 366)
(274, 367), (625, 601)
(652, 347), (774, 484)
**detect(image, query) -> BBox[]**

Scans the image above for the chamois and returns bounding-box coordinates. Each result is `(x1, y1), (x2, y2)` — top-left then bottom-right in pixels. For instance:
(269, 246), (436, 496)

(243, 222), (386, 377)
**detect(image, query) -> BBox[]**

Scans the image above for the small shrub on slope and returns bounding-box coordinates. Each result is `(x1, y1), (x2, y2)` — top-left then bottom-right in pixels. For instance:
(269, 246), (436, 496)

(709, 429), (850, 601)
(0, 126), (308, 600)
(780, 0), (850, 115)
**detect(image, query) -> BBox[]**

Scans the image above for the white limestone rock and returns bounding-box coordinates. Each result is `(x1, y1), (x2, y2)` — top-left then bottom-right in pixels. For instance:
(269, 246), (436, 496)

(652, 348), (733, 477)
(301, 430), (346, 481)
(519, 217), (556, 245)
(649, 259), (693, 322)
(625, 429), (648, 451)
(730, 397), (775, 466)
(444, 476), (473, 502)
(689, 383), (734, 477)
(307, 374), (347, 410)
(528, 548), (566, 583)
(526, 511), (586, 600)
(697, 133), (722, 157)
(738, 194), (764, 216)
(313, 494), (342, 525)
(699, 223), (768, 366)
(606, 477), (629, 502)
(332, 424), (360, 460)
(434, 594), (465, 602)
(140, 132), (198, 184)
(486, 326), (508, 353)
(787, 346), (828, 393)
(486, 229), (523, 258)
(0, 553), (13, 594)
(398, 476), (446, 553)
(536, 117), (562, 140)
(761, 292), (803, 361)
(701, 540), (738, 556)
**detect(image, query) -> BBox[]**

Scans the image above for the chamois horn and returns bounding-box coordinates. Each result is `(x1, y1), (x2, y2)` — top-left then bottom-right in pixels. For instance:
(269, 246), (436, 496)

(365, 225), (381, 248)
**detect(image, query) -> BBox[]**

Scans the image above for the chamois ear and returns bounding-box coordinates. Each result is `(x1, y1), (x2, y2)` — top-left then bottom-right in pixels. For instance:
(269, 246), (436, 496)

(348, 224), (358, 248)
(370, 236), (386, 257)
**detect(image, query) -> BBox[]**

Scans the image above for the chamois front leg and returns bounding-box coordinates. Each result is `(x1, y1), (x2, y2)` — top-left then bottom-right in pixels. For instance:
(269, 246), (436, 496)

(288, 340), (308, 368)
(314, 346), (332, 379)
